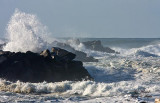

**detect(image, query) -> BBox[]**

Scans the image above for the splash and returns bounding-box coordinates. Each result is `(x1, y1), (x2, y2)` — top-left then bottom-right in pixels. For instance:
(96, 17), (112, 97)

(0, 79), (149, 97)
(140, 43), (160, 56)
(66, 38), (86, 51)
(3, 9), (50, 53)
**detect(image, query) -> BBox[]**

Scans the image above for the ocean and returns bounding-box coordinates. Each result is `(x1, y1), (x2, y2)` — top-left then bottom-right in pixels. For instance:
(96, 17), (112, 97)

(0, 9), (160, 103)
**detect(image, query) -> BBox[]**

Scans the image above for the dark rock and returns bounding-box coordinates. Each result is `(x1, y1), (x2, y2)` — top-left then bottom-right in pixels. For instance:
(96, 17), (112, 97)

(40, 49), (52, 59)
(0, 56), (7, 63)
(0, 50), (93, 83)
(74, 51), (98, 62)
(51, 41), (98, 62)
(82, 40), (116, 53)
(51, 47), (76, 62)
(0, 50), (4, 55)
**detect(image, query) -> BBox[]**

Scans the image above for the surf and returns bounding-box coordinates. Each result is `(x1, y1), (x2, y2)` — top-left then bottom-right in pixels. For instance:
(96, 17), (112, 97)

(3, 9), (51, 53)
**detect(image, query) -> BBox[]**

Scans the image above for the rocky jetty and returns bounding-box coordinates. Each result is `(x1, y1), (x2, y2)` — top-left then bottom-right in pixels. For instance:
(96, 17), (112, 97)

(0, 48), (93, 83)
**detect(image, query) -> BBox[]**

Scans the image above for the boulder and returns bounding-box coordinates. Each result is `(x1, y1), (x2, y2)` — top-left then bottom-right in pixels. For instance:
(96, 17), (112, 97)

(51, 47), (76, 62)
(74, 51), (98, 62)
(82, 40), (117, 53)
(0, 50), (93, 83)
(40, 49), (52, 59)
(51, 41), (98, 62)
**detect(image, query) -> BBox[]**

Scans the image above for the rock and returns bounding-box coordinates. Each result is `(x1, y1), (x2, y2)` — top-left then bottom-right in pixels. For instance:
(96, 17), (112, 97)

(0, 49), (93, 82)
(0, 50), (12, 56)
(140, 102), (146, 103)
(74, 51), (98, 62)
(40, 49), (52, 59)
(0, 50), (4, 55)
(56, 41), (75, 52)
(82, 40), (117, 53)
(0, 56), (7, 63)
(51, 47), (76, 62)
(51, 41), (98, 62)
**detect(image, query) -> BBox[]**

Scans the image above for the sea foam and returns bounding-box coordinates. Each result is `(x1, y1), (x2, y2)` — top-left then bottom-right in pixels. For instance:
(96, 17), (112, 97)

(112, 43), (160, 57)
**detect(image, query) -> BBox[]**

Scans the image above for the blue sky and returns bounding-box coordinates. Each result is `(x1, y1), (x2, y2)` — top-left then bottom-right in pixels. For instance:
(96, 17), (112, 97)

(0, 0), (160, 38)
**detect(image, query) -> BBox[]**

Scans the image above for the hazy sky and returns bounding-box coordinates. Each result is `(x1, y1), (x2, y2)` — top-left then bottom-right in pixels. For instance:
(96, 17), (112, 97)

(0, 0), (160, 38)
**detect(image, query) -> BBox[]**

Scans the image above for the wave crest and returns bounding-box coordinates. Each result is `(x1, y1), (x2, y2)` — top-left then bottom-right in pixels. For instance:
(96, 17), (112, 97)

(112, 43), (160, 57)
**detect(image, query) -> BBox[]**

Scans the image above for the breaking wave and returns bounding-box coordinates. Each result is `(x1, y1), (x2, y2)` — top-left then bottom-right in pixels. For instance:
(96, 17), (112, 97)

(1, 78), (159, 97)
(3, 9), (51, 53)
(112, 43), (160, 57)
(66, 38), (86, 51)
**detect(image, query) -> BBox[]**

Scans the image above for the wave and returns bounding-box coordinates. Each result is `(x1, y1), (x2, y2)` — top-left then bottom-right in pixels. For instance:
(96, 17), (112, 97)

(134, 50), (158, 57)
(0, 79), (119, 96)
(0, 79), (157, 97)
(140, 43), (160, 56)
(62, 38), (160, 58)
(2, 9), (54, 53)
(112, 43), (160, 57)
(66, 38), (86, 51)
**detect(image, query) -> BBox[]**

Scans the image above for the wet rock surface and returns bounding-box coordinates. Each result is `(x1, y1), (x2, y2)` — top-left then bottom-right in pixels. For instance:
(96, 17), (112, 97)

(0, 49), (93, 83)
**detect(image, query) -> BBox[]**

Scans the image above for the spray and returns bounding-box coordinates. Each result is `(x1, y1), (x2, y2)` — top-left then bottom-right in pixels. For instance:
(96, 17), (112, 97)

(3, 9), (50, 53)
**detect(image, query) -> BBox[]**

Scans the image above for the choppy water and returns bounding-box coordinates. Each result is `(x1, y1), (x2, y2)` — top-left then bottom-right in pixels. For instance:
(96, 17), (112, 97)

(0, 9), (160, 103)
(1, 37), (160, 102)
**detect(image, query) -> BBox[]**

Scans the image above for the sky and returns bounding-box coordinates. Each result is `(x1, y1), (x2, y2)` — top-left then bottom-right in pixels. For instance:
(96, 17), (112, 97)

(0, 0), (160, 38)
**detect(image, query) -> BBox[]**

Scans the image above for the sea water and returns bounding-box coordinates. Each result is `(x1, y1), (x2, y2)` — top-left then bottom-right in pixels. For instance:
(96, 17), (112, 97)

(0, 9), (160, 103)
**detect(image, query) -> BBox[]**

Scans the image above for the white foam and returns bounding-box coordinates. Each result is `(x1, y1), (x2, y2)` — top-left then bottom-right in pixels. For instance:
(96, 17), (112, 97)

(0, 51), (160, 102)
(140, 43), (160, 56)
(112, 43), (160, 57)
(3, 9), (52, 53)
(66, 38), (86, 51)
(0, 79), (146, 97)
